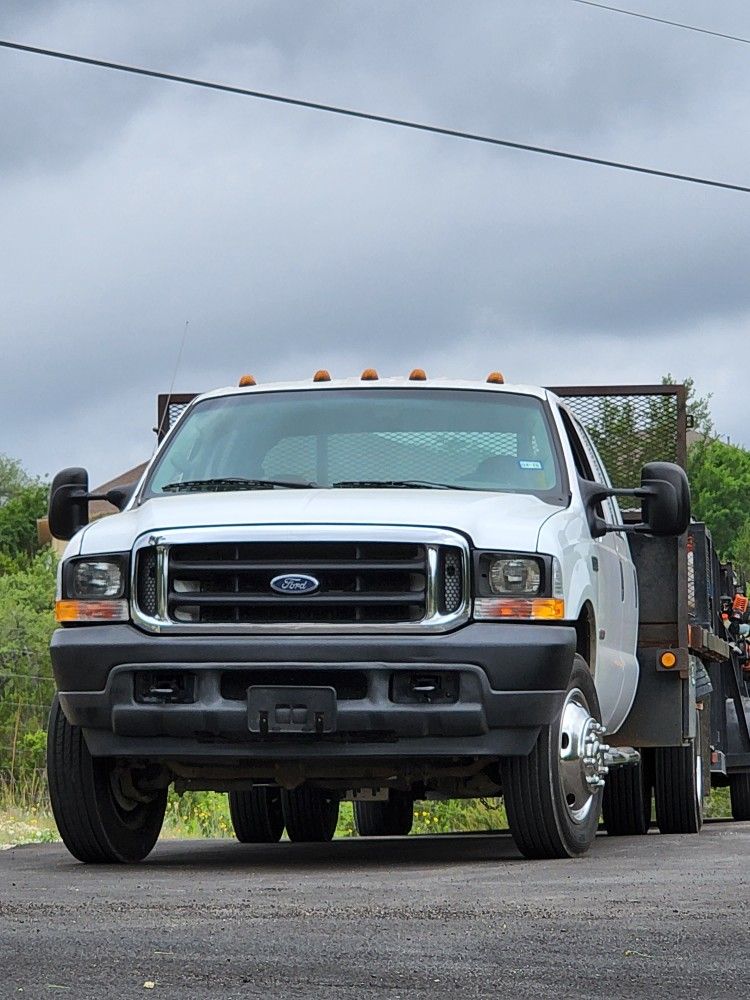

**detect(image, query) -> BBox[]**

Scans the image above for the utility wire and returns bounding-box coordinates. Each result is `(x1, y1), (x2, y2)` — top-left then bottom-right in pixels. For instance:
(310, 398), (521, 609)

(0, 37), (749, 194)
(571, 1), (750, 46)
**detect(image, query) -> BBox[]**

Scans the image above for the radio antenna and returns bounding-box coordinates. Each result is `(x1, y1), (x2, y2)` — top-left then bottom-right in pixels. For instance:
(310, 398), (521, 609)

(153, 319), (190, 448)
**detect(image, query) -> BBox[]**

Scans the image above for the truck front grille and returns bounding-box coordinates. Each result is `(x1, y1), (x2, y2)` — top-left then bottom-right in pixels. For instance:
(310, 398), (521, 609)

(132, 529), (469, 634)
(169, 541), (429, 625)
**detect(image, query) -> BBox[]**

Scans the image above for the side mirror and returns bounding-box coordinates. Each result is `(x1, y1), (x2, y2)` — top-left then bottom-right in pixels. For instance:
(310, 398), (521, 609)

(579, 461), (690, 538)
(48, 469), (135, 541)
(48, 467), (90, 541)
(639, 461), (691, 537)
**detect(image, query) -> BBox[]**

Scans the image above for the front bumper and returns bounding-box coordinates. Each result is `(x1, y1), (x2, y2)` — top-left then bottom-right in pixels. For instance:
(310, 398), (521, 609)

(51, 622), (576, 761)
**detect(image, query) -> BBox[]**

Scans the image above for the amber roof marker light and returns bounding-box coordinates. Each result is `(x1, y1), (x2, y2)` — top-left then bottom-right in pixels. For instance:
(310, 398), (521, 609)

(409, 368), (427, 381)
(486, 371), (505, 384)
(660, 650), (677, 669)
(238, 374), (257, 387)
(361, 368), (379, 381)
(313, 370), (331, 382)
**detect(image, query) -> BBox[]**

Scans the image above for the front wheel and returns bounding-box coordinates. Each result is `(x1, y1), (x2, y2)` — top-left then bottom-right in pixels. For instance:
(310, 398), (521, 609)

(47, 696), (167, 863)
(501, 656), (607, 859)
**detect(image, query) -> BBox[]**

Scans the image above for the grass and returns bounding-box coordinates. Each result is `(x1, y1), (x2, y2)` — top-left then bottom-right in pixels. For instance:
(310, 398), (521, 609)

(0, 805), (58, 846)
(1, 785), (736, 849)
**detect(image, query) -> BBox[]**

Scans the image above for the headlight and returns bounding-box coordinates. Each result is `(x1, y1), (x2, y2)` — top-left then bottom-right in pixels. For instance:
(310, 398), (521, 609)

(488, 558), (541, 596)
(474, 552), (564, 621)
(72, 561), (124, 598)
(57, 554), (129, 623)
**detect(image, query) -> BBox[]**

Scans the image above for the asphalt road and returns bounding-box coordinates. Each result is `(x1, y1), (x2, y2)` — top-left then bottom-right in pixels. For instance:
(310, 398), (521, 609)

(1, 823), (748, 1000)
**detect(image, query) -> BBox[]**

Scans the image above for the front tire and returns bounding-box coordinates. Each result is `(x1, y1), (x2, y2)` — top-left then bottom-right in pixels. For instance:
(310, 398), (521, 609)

(501, 656), (605, 859)
(281, 786), (339, 842)
(47, 696), (167, 863)
(228, 787), (284, 843)
(355, 791), (414, 837)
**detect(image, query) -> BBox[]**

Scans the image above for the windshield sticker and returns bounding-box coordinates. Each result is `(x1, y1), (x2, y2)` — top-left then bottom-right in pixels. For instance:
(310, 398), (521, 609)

(519, 460), (543, 470)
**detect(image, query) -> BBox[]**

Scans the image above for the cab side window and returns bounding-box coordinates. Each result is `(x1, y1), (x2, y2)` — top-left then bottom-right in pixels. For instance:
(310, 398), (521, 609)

(559, 408), (622, 526)
(559, 408), (595, 481)
(573, 418), (624, 527)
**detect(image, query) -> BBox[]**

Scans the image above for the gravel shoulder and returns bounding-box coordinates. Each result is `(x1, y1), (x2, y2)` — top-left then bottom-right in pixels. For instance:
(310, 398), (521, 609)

(1, 823), (748, 999)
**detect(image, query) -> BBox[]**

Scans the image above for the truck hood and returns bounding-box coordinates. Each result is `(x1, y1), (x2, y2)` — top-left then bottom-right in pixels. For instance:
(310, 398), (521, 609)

(77, 489), (564, 554)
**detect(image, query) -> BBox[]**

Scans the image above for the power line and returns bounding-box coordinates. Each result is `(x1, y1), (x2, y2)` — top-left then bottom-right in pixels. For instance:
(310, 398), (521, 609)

(0, 37), (749, 194)
(571, 0), (750, 46)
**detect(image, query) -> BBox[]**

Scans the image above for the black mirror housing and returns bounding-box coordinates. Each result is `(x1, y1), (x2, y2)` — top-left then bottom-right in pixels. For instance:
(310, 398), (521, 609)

(48, 468), (90, 541)
(579, 461), (690, 539)
(639, 461), (691, 537)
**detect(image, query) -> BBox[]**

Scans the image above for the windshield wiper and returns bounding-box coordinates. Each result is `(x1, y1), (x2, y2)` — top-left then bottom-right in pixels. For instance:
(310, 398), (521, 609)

(161, 477), (316, 493)
(332, 479), (472, 491)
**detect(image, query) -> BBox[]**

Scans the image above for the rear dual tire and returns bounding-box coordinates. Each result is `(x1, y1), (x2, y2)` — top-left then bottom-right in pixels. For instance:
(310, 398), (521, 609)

(602, 754), (651, 836)
(729, 772), (750, 821)
(654, 708), (704, 835)
(354, 791), (414, 837)
(281, 786), (340, 842)
(228, 788), (284, 843)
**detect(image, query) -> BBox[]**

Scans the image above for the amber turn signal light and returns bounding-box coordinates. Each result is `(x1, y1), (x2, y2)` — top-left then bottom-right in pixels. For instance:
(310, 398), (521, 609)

(56, 599), (129, 623)
(474, 597), (565, 621)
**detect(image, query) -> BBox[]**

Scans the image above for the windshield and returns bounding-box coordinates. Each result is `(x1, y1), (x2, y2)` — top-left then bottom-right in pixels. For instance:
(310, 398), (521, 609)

(144, 388), (566, 501)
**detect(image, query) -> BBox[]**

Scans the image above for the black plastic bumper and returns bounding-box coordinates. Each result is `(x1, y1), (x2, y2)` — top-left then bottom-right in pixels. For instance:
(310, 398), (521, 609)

(51, 622), (576, 761)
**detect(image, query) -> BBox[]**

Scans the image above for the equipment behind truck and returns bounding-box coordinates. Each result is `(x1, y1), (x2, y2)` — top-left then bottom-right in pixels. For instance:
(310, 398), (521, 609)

(45, 376), (750, 862)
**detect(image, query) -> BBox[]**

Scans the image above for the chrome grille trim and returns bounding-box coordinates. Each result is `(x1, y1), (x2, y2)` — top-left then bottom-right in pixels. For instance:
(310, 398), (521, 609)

(131, 525), (470, 635)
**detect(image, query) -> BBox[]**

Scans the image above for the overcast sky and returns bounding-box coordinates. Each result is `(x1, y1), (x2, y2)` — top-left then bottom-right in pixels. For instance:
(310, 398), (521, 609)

(2, 0), (749, 485)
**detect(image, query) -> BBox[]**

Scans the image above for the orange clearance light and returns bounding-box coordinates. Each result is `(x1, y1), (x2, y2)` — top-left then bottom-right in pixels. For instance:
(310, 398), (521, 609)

(238, 374), (257, 387)
(486, 371), (505, 384)
(56, 599), (129, 623)
(361, 368), (379, 381)
(733, 594), (749, 615)
(313, 369), (331, 382)
(660, 650), (678, 669)
(409, 368), (427, 381)
(474, 597), (565, 621)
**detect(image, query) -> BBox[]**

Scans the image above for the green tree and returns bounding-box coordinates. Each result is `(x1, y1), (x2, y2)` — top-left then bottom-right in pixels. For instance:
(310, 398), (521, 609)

(0, 484), (49, 570)
(662, 373), (713, 437)
(0, 455), (34, 506)
(0, 550), (57, 790)
(734, 521), (750, 580)
(688, 438), (750, 564)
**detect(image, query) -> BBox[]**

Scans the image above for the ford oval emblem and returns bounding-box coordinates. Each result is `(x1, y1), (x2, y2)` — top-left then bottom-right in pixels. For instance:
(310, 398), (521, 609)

(270, 573), (320, 595)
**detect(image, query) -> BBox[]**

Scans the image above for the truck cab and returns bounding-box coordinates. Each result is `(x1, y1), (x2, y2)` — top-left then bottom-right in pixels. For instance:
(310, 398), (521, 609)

(46, 372), (689, 861)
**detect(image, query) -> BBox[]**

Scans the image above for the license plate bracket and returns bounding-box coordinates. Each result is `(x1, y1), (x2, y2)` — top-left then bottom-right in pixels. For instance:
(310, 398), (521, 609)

(247, 685), (337, 735)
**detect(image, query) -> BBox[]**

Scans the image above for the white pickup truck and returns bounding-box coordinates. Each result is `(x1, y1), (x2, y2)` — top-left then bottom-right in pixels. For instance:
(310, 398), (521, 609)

(46, 372), (692, 862)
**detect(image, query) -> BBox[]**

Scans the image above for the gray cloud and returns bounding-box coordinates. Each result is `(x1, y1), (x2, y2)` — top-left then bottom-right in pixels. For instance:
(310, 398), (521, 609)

(1, 0), (750, 484)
